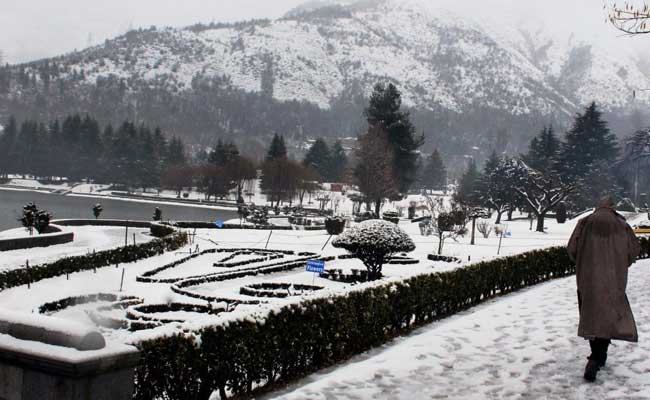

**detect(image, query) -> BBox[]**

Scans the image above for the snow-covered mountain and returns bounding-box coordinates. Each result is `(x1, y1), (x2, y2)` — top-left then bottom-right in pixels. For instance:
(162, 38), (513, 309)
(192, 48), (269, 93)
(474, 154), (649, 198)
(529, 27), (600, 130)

(1, 0), (648, 155)
(29, 0), (646, 113)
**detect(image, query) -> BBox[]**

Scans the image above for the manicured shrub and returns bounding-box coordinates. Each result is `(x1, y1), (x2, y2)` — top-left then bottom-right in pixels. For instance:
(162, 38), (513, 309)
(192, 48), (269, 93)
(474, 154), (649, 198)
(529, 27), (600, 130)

(325, 216), (345, 235)
(332, 219), (415, 280)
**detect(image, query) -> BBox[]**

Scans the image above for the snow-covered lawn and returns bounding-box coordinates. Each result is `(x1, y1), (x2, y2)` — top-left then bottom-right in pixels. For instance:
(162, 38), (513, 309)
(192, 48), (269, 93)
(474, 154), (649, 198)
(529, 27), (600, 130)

(0, 210), (646, 358)
(0, 226), (152, 272)
(267, 259), (650, 400)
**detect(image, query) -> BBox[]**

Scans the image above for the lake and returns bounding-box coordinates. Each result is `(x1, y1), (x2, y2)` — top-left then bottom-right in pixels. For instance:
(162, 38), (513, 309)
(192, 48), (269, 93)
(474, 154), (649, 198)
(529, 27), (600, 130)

(0, 189), (238, 231)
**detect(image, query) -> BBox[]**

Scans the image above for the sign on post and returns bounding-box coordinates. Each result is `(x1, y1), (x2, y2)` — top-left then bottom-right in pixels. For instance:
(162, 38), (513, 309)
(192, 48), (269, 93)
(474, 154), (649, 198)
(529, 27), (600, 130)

(306, 259), (325, 273)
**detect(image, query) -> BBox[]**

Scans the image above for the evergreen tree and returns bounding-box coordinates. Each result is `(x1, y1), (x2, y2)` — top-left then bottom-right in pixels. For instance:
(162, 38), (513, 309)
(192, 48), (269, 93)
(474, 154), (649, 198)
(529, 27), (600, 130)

(266, 133), (287, 161)
(303, 138), (331, 181)
(209, 139), (239, 167)
(524, 126), (560, 172)
(421, 149), (447, 192)
(166, 136), (186, 167)
(0, 116), (17, 178)
(329, 140), (348, 182)
(365, 82), (424, 195)
(455, 158), (481, 206)
(558, 102), (620, 208)
(619, 127), (650, 204)
(476, 154), (519, 224)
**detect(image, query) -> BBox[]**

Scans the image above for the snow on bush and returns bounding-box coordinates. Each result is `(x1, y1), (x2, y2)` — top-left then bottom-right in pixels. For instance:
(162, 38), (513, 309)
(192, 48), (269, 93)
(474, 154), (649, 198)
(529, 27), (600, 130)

(332, 219), (415, 280)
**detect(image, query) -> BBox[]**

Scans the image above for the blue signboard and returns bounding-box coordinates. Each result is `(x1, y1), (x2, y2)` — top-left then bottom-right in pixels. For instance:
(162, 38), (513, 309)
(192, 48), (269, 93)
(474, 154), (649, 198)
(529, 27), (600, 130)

(215, 220), (224, 228)
(306, 259), (325, 273)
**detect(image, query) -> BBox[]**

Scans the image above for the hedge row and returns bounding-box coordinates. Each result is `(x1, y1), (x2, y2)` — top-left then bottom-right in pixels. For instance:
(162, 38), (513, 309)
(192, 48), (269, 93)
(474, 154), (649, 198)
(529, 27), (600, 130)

(38, 293), (139, 314)
(0, 232), (188, 291)
(170, 255), (319, 304)
(133, 246), (575, 400)
(136, 248), (299, 285)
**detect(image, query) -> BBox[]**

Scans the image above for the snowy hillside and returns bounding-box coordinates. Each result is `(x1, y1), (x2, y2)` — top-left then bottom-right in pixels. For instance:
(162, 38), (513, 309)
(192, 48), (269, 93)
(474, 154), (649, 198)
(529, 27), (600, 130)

(23, 0), (649, 114)
(2, 0), (649, 156)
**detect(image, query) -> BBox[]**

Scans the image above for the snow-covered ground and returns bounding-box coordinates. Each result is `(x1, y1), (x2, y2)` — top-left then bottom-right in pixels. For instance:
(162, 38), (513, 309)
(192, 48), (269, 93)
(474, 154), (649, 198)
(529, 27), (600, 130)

(0, 212), (594, 342)
(268, 259), (650, 400)
(0, 226), (152, 272)
(1, 208), (647, 396)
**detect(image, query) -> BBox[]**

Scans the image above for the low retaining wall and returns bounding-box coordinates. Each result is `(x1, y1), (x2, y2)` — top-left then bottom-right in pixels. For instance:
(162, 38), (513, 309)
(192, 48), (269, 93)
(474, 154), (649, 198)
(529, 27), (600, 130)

(0, 225), (74, 252)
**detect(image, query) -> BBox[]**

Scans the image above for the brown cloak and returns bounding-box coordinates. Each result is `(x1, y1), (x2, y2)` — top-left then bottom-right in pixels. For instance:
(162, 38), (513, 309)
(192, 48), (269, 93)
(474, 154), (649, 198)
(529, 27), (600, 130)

(568, 201), (641, 342)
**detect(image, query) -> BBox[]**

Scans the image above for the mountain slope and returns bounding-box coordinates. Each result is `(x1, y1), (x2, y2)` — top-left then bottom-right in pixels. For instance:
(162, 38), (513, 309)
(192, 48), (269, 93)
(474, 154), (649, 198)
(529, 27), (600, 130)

(0, 0), (648, 159)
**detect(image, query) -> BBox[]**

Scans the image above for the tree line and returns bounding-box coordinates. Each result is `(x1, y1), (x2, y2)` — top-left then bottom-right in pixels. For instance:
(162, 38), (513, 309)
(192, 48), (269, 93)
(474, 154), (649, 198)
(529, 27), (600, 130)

(454, 102), (649, 231)
(0, 114), (187, 188)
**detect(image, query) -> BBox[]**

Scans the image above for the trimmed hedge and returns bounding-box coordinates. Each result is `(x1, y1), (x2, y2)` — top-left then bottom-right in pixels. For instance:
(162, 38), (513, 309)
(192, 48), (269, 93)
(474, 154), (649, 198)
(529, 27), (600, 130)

(239, 283), (323, 298)
(0, 232), (188, 291)
(428, 254), (461, 263)
(38, 293), (140, 314)
(133, 246), (576, 400)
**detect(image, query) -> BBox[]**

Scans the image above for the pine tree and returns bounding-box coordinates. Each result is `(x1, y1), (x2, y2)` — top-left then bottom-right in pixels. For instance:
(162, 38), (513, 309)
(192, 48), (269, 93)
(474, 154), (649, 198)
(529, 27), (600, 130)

(421, 149), (447, 192)
(365, 82), (424, 195)
(619, 128), (650, 204)
(209, 139), (240, 167)
(266, 133), (287, 161)
(0, 116), (17, 178)
(558, 102), (620, 208)
(166, 136), (186, 167)
(329, 140), (348, 182)
(303, 138), (331, 180)
(524, 126), (560, 173)
(476, 155), (519, 224)
(455, 159), (481, 207)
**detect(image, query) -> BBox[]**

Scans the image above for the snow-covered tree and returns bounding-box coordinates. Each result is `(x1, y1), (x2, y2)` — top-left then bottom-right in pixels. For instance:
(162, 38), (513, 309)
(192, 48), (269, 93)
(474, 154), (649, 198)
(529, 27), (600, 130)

(365, 82), (424, 194)
(332, 219), (415, 281)
(512, 160), (575, 232)
(477, 154), (519, 224)
(607, 1), (650, 34)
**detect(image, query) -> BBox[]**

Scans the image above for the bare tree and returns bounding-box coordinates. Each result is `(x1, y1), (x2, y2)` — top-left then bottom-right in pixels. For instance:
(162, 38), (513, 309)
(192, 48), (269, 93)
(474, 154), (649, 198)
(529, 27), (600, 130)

(607, 1), (650, 34)
(512, 160), (575, 232)
(423, 196), (468, 255)
(161, 164), (193, 198)
(476, 220), (493, 239)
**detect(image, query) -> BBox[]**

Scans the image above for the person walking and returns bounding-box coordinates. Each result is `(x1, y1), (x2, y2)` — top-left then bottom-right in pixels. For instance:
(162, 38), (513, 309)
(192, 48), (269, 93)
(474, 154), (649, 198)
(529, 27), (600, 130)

(568, 195), (641, 382)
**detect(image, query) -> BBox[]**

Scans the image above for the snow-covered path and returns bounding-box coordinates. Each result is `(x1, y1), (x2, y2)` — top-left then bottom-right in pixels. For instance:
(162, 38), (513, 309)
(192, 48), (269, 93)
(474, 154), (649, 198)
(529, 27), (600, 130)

(268, 260), (650, 400)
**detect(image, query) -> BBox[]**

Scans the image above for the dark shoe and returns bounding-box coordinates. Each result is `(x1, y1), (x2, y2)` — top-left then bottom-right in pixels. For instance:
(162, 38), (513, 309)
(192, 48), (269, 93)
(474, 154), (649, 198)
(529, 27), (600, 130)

(598, 354), (607, 368)
(584, 359), (600, 382)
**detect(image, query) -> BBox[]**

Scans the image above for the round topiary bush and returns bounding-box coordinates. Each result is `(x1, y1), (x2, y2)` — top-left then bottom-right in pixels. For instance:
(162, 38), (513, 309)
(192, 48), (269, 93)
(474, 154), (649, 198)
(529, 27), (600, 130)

(332, 219), (415, 281)
(325, 216), (346, 235)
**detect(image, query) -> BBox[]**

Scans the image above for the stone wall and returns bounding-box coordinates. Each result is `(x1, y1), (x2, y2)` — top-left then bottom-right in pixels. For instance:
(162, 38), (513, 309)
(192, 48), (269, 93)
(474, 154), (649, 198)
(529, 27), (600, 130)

(0, 225), (74, 252)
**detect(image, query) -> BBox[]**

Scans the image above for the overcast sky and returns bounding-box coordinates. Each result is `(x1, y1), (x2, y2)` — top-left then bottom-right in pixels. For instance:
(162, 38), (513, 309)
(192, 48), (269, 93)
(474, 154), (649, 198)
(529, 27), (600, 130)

(1, 0), (305, 64)
(2, 0), (649, 64)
